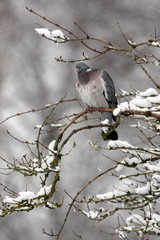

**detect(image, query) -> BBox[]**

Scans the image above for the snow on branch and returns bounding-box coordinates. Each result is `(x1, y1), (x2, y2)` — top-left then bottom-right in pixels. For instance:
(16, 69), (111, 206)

(35, 28), (65, 42)
(114, 88), (160, 120)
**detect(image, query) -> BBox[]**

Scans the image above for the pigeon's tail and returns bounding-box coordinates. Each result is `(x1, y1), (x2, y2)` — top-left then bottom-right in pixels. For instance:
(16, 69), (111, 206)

(101, 130), (118, 141)
(101, 112), (118, 141)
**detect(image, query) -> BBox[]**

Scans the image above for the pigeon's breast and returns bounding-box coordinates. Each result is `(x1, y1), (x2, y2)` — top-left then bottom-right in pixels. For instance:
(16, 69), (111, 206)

(76, 73), (109, 108)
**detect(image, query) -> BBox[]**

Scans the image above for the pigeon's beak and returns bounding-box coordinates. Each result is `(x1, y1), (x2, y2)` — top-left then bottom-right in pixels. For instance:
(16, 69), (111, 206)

(74, 68), (78, 72)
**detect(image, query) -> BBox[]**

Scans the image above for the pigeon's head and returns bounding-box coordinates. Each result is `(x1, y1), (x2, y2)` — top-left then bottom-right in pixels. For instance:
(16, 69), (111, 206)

(75, 62), (89, 73)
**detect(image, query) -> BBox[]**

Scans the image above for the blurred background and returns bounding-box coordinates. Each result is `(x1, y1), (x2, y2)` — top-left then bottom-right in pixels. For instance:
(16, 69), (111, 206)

(0, 0), (160, 239)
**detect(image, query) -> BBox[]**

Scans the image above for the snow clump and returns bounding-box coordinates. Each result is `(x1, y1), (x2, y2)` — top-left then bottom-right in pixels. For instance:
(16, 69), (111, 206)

(35, 28), (65, 42)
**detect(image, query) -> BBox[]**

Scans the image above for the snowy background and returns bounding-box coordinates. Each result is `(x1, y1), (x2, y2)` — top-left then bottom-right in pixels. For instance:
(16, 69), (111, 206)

(0, 0), (160, 239)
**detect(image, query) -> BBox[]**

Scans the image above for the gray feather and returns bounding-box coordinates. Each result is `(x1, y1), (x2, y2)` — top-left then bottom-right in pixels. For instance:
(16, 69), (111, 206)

(101, 71), (117, 109)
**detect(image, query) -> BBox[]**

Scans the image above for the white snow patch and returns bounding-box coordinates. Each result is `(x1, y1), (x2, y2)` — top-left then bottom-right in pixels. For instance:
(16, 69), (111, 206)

(126, 213), (160, 235)
(101, 119), (109, 125)
(35, 28), (51, 37)
(120, 89), (130, 96)
(33, 156), (54, 170)
(32, 155), (60, 172)
(51, 123), (63, 127)
(135, 182), (150, 194)
(151, 41), (160, 47)
(82, 210), (98, 219)
(35, 28), (65, 42)
(45, 103), (52, 107)
(113, 102), (140, 116)
(37, 185), (52, 197)
(119, 175), (126, 179)
(125, 157), (141, 165)
(128, 40), (137, 46)
(108, 140), (136, 149)
(137, 88), (158, 97)
(48, 140), (57, 155)
(154, 60), (159, 66)
(101, 119), (109, 133)
(116, 157), (140, 171)
(51, 29), (65, 40)
(41, 156), (53, 169)
(45, 202), (57, 209)
(34, 167), (44, 172)
(54, 166), (60, 172)
(147, 95), (160, 104)
(114, 88), (160, 117)
(96, 190), (121, 200)
(32, 158), (39, 168)
(130, 98), (152, 108)
(4, 191), (36, 204)
(144, 163), (160, 172)
(36, 124), (43, 129)
(116, 164), (124, 171)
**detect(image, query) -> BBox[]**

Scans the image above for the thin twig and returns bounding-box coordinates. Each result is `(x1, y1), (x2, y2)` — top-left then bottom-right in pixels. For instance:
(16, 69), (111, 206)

(55, 166), (116, 240)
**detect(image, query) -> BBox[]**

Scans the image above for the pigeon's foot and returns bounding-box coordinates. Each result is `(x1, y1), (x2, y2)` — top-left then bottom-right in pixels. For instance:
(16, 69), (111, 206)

(97, 107), (105, 113)
(86, 107), (93, 113)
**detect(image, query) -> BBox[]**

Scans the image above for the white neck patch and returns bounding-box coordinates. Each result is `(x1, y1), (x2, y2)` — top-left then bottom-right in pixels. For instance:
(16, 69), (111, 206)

(86, 68), (92, 72)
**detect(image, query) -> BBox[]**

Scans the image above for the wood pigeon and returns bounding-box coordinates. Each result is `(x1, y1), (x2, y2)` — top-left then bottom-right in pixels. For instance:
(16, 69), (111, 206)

(75, 62), (118, 140)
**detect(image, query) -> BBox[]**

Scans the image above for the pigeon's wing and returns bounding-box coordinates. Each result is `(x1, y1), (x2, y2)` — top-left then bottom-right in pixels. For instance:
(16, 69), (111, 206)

(101, 70), (117, 109)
